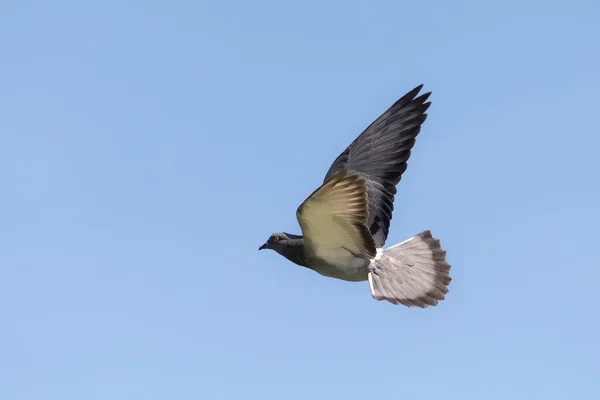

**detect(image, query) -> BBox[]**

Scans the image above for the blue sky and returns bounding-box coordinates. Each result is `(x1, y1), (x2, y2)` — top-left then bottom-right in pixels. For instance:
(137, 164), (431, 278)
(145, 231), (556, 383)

(2, 0), (599, 399)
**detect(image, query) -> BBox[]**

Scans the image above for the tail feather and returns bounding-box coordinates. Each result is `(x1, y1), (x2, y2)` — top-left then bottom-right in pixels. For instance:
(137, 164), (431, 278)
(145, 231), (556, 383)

(368, 230), (451, 307)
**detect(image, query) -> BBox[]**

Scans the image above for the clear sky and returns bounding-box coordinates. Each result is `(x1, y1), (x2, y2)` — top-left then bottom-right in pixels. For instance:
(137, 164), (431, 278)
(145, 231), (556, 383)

(2, 1), (599, 399)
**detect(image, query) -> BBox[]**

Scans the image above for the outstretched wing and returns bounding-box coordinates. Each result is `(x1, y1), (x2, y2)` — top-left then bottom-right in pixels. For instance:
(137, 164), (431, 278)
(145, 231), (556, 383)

(296, 169), (377, 261)
(323, 85), (432, 248)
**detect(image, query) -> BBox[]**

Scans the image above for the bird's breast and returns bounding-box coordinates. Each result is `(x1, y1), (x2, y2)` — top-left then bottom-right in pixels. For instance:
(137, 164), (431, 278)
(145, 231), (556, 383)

(307, 247), (370, 282)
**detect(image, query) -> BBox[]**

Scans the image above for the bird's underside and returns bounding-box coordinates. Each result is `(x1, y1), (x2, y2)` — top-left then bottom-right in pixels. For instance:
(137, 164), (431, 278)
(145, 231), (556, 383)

(259, 85), (452, 307)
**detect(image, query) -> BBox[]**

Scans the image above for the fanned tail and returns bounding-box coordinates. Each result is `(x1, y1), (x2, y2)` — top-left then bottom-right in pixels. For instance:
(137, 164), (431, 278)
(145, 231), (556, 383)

(368, 230), (451, 307)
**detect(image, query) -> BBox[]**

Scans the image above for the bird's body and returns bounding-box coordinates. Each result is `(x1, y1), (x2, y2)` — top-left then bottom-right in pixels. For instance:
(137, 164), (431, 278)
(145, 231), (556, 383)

(308, 250), (371, 282)
(260, 85), (452, 307)
(268, 233), (369, 281)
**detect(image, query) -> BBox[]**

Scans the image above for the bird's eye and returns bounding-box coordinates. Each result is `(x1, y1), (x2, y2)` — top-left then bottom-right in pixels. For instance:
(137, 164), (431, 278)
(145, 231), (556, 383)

(273, 236), (279, 243)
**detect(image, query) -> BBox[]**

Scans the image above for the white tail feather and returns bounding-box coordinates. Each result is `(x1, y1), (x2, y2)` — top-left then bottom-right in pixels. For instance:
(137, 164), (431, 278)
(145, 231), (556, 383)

(368, 230), (451, 307)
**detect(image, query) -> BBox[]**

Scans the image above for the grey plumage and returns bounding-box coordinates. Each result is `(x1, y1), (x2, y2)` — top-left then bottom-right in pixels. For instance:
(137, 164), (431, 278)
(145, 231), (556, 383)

(259, 233), (307, 267)
(259, 85), (452, 307)
(323, 85), (431, 248)
(368, 230), (451, 307)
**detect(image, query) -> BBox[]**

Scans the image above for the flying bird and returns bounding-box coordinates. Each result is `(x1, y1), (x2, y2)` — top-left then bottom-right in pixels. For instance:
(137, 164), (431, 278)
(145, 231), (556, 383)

(259, 85), (451, 307)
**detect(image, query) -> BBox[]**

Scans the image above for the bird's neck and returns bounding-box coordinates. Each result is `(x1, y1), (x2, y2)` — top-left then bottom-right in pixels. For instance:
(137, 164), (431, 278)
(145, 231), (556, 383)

(279, 238), (309, 268)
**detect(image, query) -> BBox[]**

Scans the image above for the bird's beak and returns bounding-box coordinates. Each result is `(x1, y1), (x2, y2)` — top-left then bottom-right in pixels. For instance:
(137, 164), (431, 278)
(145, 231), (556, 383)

(258, 243), (267, 251)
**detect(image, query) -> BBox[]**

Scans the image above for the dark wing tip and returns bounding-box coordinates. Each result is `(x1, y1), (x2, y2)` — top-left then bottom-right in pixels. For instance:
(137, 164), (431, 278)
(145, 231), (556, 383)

(400, 85), (423, 103)
(386, 85), (432, 117)
(407, 84), (431, 100)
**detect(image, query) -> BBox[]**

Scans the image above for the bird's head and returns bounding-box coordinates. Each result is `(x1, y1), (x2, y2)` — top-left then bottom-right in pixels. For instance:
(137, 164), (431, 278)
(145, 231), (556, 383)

(258, 232), (299, 252)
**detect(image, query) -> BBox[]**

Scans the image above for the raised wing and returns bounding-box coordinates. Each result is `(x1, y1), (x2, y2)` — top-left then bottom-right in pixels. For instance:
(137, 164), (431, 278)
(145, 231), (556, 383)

(296, 169), (377, 261)
(323, 85), (432, 247)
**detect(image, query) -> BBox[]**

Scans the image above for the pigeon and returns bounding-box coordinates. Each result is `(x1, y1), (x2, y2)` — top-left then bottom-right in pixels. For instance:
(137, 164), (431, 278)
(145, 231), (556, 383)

(259, 85), (451, 307)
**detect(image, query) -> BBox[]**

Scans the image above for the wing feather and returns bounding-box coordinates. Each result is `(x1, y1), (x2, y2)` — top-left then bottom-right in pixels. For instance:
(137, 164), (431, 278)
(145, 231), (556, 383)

(297, 169), (377, 260)
(323, 86), (432, 247)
